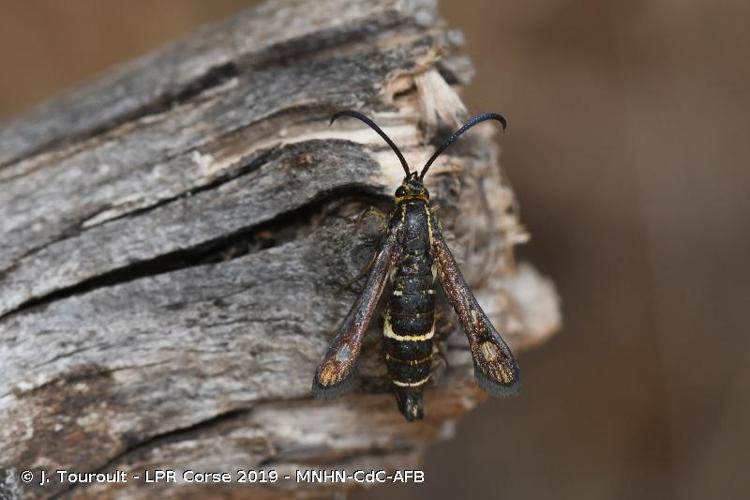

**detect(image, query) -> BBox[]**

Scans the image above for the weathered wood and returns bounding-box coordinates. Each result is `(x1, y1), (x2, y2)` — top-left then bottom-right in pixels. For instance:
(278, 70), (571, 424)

(0, 0), (560, 498)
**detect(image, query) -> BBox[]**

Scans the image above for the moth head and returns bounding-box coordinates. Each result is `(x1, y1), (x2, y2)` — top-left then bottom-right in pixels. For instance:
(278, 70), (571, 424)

(395, 172), (429, 202)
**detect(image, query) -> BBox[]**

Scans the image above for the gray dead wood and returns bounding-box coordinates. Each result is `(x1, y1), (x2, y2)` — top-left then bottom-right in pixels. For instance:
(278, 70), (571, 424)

(0, 0), (560, 498)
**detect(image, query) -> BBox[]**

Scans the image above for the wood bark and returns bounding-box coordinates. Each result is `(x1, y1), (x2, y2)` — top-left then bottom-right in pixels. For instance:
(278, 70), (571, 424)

(0, 0), (560, 498)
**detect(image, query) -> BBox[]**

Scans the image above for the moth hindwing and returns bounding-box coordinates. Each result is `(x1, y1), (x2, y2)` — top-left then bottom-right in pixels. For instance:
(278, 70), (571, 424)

(312, 109), (518, 421)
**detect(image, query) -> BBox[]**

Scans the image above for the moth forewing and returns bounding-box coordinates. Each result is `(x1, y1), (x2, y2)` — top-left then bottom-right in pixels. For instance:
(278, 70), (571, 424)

(312, 220), (402, 397)
(430, 216), (521, 396)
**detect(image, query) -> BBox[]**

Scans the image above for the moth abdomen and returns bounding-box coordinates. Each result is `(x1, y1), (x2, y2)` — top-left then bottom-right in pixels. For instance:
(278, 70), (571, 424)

(381, 201), (436, 420)
(385, 352), (432, 381)
(389, 293), (433, 318)
(384, 317), (432, 422)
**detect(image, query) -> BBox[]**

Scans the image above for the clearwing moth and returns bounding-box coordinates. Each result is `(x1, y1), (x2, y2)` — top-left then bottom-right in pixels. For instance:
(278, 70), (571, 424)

(312, 110), (520, 421)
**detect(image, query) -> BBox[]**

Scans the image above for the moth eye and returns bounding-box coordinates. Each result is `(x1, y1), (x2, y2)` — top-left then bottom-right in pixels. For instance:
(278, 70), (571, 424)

(395, 187), (406, 197)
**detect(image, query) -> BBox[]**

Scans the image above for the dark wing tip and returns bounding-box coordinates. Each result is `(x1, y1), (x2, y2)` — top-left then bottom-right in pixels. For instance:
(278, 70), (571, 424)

(474, 365), (522, 398)
(311, 373), (357, 400)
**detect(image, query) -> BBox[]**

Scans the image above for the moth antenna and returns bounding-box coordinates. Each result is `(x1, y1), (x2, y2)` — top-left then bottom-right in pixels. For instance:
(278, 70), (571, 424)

(330, 110), (411, 176)
(419, 112), (507, 180)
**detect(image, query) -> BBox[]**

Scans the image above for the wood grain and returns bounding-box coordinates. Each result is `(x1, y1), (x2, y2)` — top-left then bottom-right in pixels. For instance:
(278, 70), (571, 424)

(0, 0), (559, 498)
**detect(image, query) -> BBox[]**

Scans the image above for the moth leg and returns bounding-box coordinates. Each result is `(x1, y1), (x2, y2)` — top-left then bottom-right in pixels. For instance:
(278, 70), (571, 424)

(357, 206), (389, 245)
(341, 249), (384, 295)
(358, 205), (389, 222)
(341, 207), (391, 291)
(433, 340), (450, 370)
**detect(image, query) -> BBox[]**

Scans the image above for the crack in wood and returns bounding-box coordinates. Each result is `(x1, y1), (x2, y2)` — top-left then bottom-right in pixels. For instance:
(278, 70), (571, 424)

(0, 147), (277, 282)
(79, 146), (277, 230)
(0, 185), (382, 323)
(0, 2), (439, 174)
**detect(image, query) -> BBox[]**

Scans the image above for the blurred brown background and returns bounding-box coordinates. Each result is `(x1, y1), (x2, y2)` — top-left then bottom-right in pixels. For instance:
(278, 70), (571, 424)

(2, 1), (748, 499)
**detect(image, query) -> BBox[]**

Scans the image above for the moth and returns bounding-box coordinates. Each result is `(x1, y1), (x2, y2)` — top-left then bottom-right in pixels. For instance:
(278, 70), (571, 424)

(312, 110), (520, 421)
